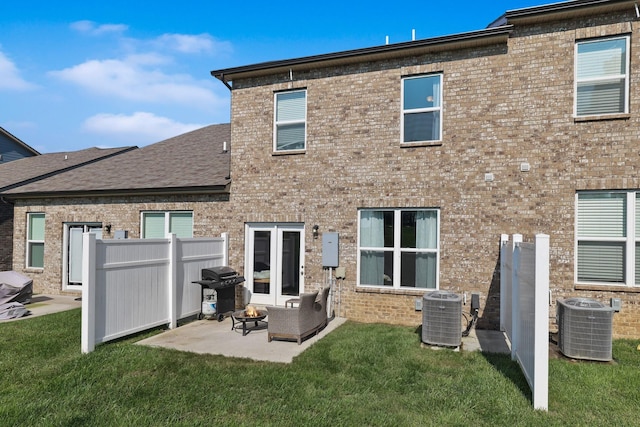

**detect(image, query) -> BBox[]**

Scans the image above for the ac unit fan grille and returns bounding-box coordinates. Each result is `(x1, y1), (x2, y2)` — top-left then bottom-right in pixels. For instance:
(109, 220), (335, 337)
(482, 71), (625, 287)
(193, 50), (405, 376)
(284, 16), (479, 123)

(422, 291), (462, 347)
(557, 298), (614, 362)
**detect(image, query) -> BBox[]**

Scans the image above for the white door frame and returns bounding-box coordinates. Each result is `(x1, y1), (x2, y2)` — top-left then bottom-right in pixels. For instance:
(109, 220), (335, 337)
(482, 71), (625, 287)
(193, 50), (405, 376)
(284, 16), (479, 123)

(62, 222), (102, 291)
(244, 223), (305, 306)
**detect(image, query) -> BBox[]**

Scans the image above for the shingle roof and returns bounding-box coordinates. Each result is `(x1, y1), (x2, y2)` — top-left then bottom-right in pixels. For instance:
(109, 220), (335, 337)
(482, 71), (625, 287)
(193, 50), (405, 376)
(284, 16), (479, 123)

(211, 1), (634, 87)
(210, 26), (512, 85)
(0, 146), (135, 192)
(505, 0), (635, 24)
(1, 124), (231, 197)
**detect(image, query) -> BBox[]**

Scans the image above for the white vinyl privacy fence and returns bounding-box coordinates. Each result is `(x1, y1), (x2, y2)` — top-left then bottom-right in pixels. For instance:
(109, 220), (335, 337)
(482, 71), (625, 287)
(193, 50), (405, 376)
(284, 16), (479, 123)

(81, 233), (228, 353)
(500, 233), (549, 411)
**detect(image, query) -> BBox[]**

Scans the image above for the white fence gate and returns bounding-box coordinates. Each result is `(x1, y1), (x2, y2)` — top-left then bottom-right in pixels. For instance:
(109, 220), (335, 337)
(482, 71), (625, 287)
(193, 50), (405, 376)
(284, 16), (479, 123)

(500, 233), (549, 411)
(81, 233), (228, 353)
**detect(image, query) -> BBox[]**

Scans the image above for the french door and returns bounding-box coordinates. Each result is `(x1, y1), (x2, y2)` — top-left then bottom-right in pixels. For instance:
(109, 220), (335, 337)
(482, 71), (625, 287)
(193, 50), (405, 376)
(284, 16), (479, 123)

(245, 223), (305, 306)
(63, 223), (102, 290)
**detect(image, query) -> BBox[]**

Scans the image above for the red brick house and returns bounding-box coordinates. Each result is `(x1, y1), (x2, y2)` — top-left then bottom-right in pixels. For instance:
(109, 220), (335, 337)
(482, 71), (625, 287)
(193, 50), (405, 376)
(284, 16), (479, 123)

(209, 0), (640, 338)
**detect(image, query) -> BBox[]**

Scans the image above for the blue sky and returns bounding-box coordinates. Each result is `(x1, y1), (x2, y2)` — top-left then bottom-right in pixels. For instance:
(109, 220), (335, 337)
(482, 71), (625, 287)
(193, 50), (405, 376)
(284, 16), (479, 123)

(1, 0), (547, 153)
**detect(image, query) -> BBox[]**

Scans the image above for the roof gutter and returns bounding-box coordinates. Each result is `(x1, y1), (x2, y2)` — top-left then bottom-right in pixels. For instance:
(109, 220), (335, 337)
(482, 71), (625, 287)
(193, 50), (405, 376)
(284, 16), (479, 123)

(210, 25), (512, 85)
(505, 0), (636, 22)
(215, 73), (233, 91)
(2, 183), (231, 200)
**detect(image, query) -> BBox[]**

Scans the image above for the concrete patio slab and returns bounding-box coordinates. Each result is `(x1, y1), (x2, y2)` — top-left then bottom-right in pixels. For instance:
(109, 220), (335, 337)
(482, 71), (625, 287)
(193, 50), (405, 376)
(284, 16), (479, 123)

(2, 294), (511, 358)
(1, 294), (82, 322)
(138, 315), (511, 363)
(462, 328), (511, 354)
(137, 315), (348, 363)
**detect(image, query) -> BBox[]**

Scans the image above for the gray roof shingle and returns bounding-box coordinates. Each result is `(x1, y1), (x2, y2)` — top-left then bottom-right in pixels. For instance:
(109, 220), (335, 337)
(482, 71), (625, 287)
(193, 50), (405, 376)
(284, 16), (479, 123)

(1, 124), (231, 197)
(0, 146), (135, 191)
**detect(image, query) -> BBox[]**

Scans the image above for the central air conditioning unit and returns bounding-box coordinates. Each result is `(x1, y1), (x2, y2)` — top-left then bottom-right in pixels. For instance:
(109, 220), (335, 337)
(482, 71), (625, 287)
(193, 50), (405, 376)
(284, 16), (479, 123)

(422, 291), (462, 347)
(557, 298), (614, 362)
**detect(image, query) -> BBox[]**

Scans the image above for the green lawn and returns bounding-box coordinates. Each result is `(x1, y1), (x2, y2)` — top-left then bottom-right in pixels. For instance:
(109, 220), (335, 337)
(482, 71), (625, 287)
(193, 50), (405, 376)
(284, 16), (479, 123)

(1, 309), (639, 426)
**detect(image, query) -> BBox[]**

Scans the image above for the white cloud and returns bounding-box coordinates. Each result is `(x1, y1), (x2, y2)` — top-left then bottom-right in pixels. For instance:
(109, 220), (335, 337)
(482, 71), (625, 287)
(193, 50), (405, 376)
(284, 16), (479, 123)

(49, 56), (218, 108)
(70, 20), (128, 36)
(155, 33), (231, 54)
(0, 50), (37, 90)
(83, 112), (204, 143)
(1, 120), (36, 130)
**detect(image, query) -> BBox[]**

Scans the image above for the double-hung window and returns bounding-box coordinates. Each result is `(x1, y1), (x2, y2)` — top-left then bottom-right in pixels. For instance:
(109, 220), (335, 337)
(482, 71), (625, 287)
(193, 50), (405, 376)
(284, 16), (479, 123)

(402, 74), (442, 143)
(141, 211), (193, 238)
(358, 209), (439, 289)
(27, 213), (45, 268)
(274, 89), (306, 152)
(575, 36), (629, 117)
(576, 191), (640, 286)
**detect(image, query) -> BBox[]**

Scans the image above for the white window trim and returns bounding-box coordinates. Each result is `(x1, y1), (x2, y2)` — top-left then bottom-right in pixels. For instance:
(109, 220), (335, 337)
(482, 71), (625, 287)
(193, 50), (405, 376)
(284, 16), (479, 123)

(26, 212), (45, 269)
(273, 89), (307, 152)
(574, 35), (630, 117)
(401, 74), (443, 144)
(575, 191), (637, 287)
(357, 208), (440, 290)
(140, 211), (193, 238)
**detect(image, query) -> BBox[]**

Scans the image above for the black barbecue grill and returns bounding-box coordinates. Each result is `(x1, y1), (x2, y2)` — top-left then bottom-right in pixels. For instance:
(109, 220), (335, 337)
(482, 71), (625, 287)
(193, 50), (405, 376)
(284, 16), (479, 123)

(193, 266), (245, 321)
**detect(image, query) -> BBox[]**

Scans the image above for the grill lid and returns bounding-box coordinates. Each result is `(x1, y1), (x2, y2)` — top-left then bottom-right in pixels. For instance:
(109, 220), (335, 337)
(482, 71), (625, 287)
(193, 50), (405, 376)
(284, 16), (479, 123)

(202, 266), (238, 281)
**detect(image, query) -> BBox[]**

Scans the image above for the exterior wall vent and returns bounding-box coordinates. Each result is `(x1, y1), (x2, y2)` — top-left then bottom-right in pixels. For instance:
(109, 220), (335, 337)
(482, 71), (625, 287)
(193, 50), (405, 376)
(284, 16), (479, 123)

(422, 291), (462, 347)
(557, 298), (614, 361)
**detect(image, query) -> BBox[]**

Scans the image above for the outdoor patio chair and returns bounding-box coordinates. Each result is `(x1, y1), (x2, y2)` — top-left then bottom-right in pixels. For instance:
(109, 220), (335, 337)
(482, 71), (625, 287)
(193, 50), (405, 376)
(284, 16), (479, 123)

(267, 291), (321, 344)
(314, 286), (330, 329)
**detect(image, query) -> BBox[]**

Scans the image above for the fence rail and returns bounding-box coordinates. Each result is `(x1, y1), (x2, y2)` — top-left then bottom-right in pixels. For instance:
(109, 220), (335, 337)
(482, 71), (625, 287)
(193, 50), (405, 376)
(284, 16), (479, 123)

(500, 233), (549, 411)
(81, 233), (227, 353)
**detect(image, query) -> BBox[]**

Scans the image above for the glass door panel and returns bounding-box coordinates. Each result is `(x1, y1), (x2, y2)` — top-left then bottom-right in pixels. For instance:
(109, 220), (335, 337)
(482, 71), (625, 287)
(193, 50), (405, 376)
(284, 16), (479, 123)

(252, 230), (271, 296)
(279, 230), (301, 298)
(246, 224), (305, 306)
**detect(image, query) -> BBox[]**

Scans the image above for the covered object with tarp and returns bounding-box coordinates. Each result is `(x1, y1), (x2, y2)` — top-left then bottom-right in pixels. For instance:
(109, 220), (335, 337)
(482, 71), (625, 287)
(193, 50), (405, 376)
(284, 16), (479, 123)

(0, 271), (32, 320)
(0, 271), (33, 305)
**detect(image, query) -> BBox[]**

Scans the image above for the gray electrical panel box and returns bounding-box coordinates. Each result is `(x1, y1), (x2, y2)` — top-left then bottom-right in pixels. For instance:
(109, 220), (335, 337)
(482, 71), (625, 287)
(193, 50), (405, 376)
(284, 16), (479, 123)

(322, 232), (339, 267)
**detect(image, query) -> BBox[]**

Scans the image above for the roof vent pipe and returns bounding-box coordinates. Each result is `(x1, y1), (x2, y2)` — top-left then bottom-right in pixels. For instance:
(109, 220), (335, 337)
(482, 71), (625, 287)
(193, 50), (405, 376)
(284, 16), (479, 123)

(412, 29), (416, 41)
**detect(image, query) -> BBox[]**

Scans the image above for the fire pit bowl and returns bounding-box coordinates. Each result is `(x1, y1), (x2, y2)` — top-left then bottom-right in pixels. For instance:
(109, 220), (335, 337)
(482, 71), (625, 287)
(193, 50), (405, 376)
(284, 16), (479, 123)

(231, 307), (267, 336)
(232, 309), (267, 322)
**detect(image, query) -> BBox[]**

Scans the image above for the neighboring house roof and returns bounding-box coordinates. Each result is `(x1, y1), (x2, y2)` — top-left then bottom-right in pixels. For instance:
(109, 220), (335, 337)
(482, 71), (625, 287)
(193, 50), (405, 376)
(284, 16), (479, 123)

(0, 146), (136, 192)
(1, 124), (231, 198)
(0, 127), (40, 163)
(211, 0), (634, 86)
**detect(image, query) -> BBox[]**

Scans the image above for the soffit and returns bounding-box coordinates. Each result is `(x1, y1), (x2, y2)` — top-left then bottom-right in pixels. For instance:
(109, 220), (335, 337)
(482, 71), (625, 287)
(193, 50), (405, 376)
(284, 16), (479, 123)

(506, 0), (637, 24)
(212, 26), (512, 82)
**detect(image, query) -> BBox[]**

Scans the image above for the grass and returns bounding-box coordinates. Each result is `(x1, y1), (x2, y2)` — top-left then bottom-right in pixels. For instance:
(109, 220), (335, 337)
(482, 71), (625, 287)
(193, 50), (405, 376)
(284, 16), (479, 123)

(1, 309), (639, 426)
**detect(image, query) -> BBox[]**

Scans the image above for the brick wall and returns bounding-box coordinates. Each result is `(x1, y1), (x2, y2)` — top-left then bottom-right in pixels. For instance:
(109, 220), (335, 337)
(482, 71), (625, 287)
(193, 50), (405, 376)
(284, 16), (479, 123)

(0, 201), (13, 271)
(10, 10), (640, 339)
(224, 10), (640, 338)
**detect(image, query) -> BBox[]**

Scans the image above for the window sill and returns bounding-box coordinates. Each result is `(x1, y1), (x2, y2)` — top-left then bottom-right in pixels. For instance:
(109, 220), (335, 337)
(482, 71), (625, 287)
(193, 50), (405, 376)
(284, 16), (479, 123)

(356, 286), (432, 296)
(574, 113), (630, 123)
(401, 141), (442, 148)
(272, 149), (305, 156)
(24, 268), (44, 273)
(575, 283), (640, 293)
